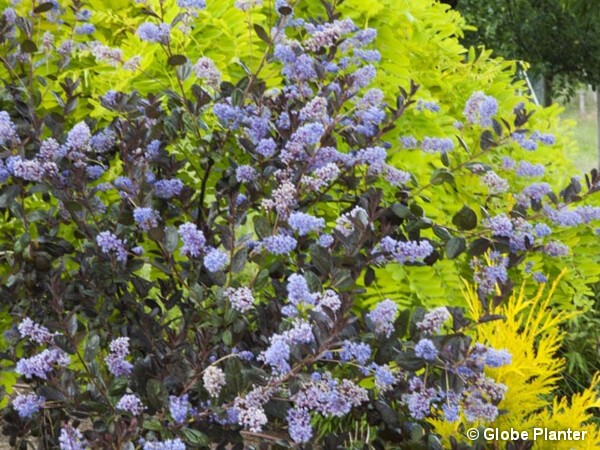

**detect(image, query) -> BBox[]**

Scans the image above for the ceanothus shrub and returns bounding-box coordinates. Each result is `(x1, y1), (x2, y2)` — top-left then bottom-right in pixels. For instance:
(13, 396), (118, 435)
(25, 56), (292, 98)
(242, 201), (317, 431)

(0, 1), (599, 449)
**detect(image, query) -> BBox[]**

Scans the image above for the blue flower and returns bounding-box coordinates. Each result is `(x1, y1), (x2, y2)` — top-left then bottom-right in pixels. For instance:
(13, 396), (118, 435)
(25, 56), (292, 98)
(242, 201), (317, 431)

(12, 394), (45, 419)
(414, 339), (438, 361)
(204, 248), (229, 272)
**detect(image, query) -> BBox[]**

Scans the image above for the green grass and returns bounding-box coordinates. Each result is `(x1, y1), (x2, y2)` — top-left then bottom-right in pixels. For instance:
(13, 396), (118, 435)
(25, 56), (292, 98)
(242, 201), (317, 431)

(559, 94), (599, 172)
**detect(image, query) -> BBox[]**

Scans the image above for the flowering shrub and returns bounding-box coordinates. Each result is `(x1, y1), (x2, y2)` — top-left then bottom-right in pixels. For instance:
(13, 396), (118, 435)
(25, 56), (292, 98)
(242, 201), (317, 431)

(0, 0), (599, 449)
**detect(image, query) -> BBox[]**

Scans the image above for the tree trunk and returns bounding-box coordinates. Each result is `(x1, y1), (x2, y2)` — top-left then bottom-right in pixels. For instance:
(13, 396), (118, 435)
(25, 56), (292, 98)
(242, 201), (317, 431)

(542, 76), (553, 107)
(579, 89), (586, 116)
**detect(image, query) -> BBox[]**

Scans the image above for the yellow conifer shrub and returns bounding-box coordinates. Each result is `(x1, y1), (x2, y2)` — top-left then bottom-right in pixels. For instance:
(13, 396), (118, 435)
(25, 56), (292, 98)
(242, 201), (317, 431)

(430, 270), (600, 448)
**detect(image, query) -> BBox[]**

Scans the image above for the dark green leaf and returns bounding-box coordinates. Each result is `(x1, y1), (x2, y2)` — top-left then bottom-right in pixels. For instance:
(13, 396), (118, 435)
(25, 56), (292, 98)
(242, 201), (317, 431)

(452, 205), (477, 231)
(446, 237), (466, 259)
(432, 225), (452, 242)
(168, 54), (187, 66)
(253, 24), (271, 45)
(430, 168), (455, 187)
(33, 2), (55, 13)
(21, 39), (38, 53)
(391, 203), (414, 219)
(480, 130), (496, 150)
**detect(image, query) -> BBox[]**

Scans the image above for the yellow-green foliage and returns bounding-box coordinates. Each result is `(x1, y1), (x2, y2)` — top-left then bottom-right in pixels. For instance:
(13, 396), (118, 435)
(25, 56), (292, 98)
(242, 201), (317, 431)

(430, 273), (600, 448)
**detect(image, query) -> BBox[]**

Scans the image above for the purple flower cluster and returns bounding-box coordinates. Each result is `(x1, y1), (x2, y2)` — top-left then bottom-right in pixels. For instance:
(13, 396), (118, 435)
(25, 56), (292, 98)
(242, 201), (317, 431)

(225, 286), (255, 312)
(339, 341), (371, 365)
(471, 253), (509, 295)
(463, 91), (498, 127)
(105, 337), (133, 377)
(204, 248), (229, 272)
(416, 307), (450, 334)
(169, 394), (190, 424)
(481, 171), (509, 194)
(421, 137), (455, 154)
(378, 237), (433, 264)
(292, 372), (368, 418)
(178, 222), (206, 257)
(133, 207), (159, 231)
(0, 111), (20, 146)
(515, 161), (545, 177)
(12, 393), (45, 419)
(137, 22), (171, 43)
(116, 394), (145, 415)
(143, 439), (186, 450)
(287, 211), (325, 236)
(203, 365), (227, 397)
(367, 299), (398, 337)
(194, 56), (220, 87)
(262, 233), (297, 255)
(154, 178), (183, 199)
(59, 423), (88, 450)
(96, 231), (127, 262)
(16, 348), (70, 379)
(18, 318), (54, 345)
(415, 338), (438, 361)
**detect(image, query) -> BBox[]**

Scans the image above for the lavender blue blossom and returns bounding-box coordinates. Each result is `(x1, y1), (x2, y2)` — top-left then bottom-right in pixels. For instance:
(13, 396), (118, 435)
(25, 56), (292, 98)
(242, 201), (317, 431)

(287, 408), (313, 444)
(203, 366), (226, 397)
(204, 248), (229, 272)
(18, 317), (53, 344)
(96, 231), (127, 262)
(137, 22), (170, 43)
(16, 348), (70, 379)
(472, 255), (509, 295)
(178, 222), (206, 257)
(133, 207), (159, 231)
(74, 23), (95, 35)
(340, 341), (371, 365)
(2, 7), (16, 24)
(521, 182), (552, 201)
(286, 274), (316, 306)
(463, 92), (498, 127)
(178, 0), (206, 9)
(516, 161), (545, 177)
(531, 131), (556, 145)
(194, 57), (221, 87)
(417, 307), (450, 334)
(260, 338), (290, 374)
(116, 394), (145, 415)
(415, 339), (438, 361)
(533, 223), (552, 237)
(288, 212), (325, 236)
(90, 129), (115, 153)
(154, 178), (183, 199)
(367, 299), (398, 337)
(12, 394), (45, 419)
(317, 234), (334, 248)
(484, 348), (512, 367)
(378, 237), (434, 264)
(105, 337), (133, 377)
(384, 166), (411, 186)
(421, 137), (454, 154)
(86, 165), (105, 180)
(350, 65), (376, 91)
(483, 214), (513, 237)
(225, 287), (255, 312)
(145, 139), (161, 160)
(544, 241), (569, 257)
(533, 272), (548, 283)
(416, 100), (440, 113)
(75, 9), (92, 20)
(512, 132), (538, 151)
(374, 364), (396, 391)
(66, 122), (91, 151)
(403, 391), (434, 420)
(262, 234), (297, 255)
(143, 439), (186, 450)
(59, 424), (87, 450)
(0, 111), (20, 147)
(481, 171), (509, 194)
(169, 394), (190, 424)
(236, 165), (257, 183)
(256, 138), (277, 157)
(400, 135), (418, 149)
(235, 0), (263, 11)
